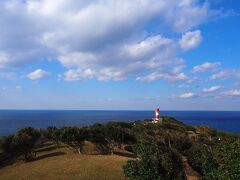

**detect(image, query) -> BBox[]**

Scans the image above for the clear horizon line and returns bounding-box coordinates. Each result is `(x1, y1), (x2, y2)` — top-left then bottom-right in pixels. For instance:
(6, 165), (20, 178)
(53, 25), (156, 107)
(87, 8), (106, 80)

(0, 108), (240, 112)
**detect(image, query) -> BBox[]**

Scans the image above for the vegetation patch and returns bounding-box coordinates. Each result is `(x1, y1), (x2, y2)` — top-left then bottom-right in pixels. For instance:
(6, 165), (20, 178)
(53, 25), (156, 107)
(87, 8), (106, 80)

(0, 117), (239, 180)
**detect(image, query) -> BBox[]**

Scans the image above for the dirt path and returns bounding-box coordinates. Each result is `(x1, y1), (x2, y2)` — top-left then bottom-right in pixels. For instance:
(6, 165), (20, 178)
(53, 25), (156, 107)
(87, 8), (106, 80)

(182, 155), (202, 180)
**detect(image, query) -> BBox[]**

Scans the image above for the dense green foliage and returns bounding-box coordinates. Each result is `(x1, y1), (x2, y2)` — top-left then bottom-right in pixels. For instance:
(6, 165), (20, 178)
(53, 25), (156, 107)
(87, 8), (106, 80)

(124, 118), (240, 180)
(58, 126), (88, 154)
(0, 116), (239, 180)
(44, 126), (61, 147)
(123, 138), (183, 180)
(187, 134), (240, 180)
(87, 122), (135, 154)
(123, 119), (186, 180)
(1, 127), (40, 161)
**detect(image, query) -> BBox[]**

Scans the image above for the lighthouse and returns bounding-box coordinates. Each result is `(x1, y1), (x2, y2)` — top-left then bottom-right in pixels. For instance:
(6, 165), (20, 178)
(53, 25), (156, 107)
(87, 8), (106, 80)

(153, 107), (162, 124)
(155, 108), (160, 122)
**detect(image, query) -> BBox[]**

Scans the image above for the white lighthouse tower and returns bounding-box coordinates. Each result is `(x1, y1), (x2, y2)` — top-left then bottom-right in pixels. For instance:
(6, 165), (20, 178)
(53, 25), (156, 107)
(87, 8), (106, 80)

(153, 108), (162, 124)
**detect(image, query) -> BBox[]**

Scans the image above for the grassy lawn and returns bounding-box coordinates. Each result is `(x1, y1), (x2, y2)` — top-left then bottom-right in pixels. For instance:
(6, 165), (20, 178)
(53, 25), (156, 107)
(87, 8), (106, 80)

(0, 142), (131, 180)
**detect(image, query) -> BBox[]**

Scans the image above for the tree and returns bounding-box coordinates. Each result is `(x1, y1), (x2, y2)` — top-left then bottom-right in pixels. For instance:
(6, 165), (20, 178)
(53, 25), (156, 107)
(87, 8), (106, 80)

(1, 135), (15, 157)
(45, 127), (61, 147)
(16, 127), (40, 161)
(123, 137), (184, 180)
(105, 122), (135, 149)
(88, 124), (113, 154)
(1, 127), (40, 161)
(59, 126), (88, 154)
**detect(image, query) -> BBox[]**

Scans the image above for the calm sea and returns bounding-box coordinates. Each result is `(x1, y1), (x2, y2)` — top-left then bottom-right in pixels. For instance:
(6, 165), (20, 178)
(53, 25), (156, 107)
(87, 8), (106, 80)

(0, 110), (240, 136)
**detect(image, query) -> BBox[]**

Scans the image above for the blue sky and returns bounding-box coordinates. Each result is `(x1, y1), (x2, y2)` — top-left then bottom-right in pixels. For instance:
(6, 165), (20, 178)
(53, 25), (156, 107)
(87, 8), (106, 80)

(0, 0), (240, 110)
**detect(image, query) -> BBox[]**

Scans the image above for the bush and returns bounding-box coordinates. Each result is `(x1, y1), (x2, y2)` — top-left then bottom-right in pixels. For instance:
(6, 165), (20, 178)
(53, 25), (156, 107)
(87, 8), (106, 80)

(123, 138), (184, 180)
(187, 143), (218, 175)
(187, 139), (240, 179)
(205, 140), (240, 180)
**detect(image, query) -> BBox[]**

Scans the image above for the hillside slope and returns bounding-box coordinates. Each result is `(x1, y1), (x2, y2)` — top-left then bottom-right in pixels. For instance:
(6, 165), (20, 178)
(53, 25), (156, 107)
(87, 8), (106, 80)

(0, 142), (130, 180)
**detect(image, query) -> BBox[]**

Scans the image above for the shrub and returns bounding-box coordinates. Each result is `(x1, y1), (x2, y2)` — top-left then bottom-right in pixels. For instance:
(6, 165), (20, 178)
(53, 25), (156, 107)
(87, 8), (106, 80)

(205, 140), (240, 180)
(123, 138), (184, 180)
(187, 143), (218, 175)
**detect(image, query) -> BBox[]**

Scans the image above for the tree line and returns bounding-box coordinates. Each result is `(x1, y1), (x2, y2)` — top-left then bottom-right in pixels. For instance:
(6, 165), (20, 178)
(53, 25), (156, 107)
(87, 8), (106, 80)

(1, 117), (240, 179)
(0, 122), (135, 162)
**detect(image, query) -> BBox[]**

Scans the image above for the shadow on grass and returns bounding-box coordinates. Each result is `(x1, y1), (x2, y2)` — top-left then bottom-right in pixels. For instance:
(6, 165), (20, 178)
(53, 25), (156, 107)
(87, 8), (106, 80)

(0, 155), (16, 169)
(37, 142), (54, 148)
(33, 152), (66, 161)
(113, 151), (137, 158)
(35, 145), (65, 153)
(35, 146), (57, 152)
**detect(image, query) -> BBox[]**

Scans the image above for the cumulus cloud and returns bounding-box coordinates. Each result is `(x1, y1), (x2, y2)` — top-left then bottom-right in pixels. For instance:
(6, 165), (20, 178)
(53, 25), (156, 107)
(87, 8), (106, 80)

(210, 70), (230, 80)
(179, 30), (202, 51)
(173, 92), (197, 99)
(192, 62), (221, 73)
(137, 72), (188, 82)
(221, 89), (240, 96)
(27, 69), (50, 80)
(62, 35), (186, 82)
(0, 0), (218, 81)
(64, 68), (125, 82)
(202, 85), (223, 93)
(210, 70), (240, 80)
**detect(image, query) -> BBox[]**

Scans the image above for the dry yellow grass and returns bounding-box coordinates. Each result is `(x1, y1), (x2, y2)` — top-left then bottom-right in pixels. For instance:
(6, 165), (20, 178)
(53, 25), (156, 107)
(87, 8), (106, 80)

(0, 142), (131, 180)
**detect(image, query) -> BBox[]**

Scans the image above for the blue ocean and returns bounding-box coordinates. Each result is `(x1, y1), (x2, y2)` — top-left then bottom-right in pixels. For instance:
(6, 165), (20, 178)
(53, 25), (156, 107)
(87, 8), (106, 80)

(0, 110), (240, 136)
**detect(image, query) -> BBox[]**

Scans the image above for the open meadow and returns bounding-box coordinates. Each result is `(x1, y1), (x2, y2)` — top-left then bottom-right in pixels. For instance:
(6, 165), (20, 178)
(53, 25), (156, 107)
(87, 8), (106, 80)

(0, 141), (131, 180)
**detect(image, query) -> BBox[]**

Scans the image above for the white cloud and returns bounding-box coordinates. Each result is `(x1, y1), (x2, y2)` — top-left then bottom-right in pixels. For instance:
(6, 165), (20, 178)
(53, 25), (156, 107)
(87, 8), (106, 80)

(0, 0), (218, 81)
(178, 84), (189, 89)
(179, 30), (202, 51)
(192, 62), (221, 73)
(187, 76), (201, 84)
(27, 69), (50, 80)
(174, 92), (197, 99)
(210, 70), (230, 80)
(210, 70), (240, 80)
(221, 89), (240, 96)
(64, 67), (127, 82)
(137, 72), (188, 82)
(0, 52), (11, 68)
(64, 68), (95, 81)
(62, 35), (185, 82)
(202, 85), (223, 93)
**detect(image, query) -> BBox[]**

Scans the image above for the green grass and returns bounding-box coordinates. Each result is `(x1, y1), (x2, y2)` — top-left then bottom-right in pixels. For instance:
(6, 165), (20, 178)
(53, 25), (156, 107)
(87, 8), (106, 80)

(0, 142), (131, 180)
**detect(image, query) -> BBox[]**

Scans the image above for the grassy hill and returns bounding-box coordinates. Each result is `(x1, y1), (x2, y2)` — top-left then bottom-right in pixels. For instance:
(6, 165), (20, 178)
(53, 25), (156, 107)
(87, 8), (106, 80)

(0, 117), (239, 180)
(0, 142), (131, 180)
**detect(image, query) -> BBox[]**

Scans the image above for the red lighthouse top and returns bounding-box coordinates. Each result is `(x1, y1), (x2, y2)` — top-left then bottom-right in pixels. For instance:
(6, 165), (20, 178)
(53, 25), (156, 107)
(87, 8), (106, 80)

(155, 108), (160, 113)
